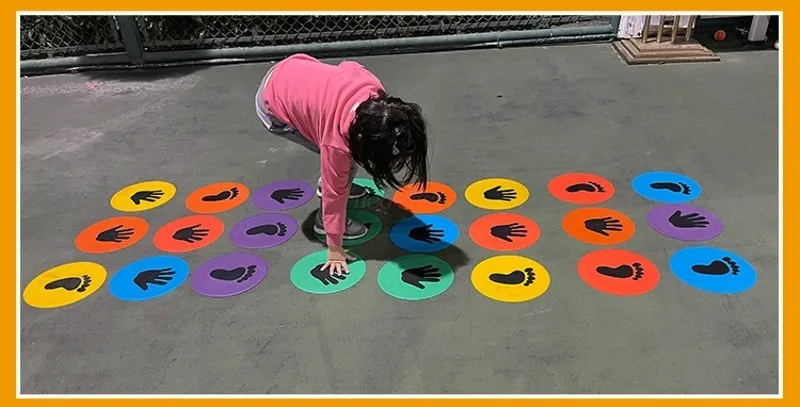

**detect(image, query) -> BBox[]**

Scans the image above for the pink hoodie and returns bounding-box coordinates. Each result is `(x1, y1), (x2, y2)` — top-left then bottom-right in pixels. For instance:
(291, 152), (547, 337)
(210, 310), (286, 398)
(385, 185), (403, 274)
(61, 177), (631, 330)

(261, 54), (384, 246)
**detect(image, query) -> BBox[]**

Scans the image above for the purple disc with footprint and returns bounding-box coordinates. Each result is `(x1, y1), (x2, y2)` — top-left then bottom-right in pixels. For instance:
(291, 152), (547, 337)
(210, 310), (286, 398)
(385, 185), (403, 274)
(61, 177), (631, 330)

(191, 252), (269, 298)
(252, 180), (314, 211)
(646, 204), (723, 242)
(230, 212), (298, 249)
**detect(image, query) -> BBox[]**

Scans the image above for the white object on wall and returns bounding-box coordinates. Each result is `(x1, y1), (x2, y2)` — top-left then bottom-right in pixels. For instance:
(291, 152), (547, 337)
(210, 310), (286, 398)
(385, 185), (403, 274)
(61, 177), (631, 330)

(617, 15), (697, 39)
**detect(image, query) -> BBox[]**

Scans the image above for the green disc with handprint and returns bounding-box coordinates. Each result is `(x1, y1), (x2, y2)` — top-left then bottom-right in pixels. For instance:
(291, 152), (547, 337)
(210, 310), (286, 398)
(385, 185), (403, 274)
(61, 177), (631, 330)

(348, 178), (385, 209)
(315, 210), (382, 247)
(290, 250), (367, 294)
(377, 254), (454, 301)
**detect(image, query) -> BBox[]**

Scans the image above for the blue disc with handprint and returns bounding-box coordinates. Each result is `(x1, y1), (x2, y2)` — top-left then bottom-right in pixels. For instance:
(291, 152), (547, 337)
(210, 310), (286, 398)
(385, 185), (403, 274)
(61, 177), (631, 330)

(290, 250), (367, 294)
(669, 247), (757, 294)
(389, 215), (459, 253)
(109, 255), (190, 301)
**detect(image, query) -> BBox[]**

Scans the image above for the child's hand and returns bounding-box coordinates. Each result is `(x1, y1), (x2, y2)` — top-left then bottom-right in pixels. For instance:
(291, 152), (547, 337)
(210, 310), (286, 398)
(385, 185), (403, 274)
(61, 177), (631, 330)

(322, 245), (356, 276)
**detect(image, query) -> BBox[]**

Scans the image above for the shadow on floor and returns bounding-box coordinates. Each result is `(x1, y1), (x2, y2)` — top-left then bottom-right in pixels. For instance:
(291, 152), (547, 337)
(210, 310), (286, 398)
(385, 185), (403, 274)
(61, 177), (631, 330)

(78, 64), (210, 82)
(298, 195), (470, 273)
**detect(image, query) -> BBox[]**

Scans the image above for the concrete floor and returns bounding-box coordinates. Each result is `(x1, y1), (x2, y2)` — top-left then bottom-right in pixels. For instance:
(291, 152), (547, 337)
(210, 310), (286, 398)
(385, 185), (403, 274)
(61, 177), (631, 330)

(19, 43), (780, 395)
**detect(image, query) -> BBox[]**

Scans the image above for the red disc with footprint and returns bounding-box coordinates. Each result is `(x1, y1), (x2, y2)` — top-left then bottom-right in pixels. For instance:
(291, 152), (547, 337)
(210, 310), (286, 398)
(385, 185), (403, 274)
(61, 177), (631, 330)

(185, 182), (249, 214)
(548, 172), (614, 205)
(577, 248), (660, 296)
(392, 181), (456, 214)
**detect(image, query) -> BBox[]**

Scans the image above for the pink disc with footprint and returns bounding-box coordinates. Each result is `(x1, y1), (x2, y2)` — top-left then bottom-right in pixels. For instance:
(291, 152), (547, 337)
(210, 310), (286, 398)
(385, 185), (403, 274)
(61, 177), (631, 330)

(229, 212), (298, 249)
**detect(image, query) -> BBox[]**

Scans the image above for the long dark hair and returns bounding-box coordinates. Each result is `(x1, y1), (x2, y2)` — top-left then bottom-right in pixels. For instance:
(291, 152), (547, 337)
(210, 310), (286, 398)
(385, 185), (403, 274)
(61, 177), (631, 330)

(348, 90), (429, 191)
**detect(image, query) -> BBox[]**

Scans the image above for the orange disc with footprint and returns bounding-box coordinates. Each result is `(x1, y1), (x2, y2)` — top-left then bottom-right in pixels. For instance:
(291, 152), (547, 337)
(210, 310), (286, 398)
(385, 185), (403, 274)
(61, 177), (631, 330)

(577, 249), (660, 296)
(75, 216), (149, 254)
(392, 181), (456, 214)
(185, 182), (249, 214)
(153, 215), (225, 253)
(562, 207), (635, 245)
(548, 172), (614, 205)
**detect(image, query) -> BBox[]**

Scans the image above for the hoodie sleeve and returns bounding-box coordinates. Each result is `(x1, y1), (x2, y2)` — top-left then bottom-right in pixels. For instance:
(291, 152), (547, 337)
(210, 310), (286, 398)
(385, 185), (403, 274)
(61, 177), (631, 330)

(319, 145), (353, 247)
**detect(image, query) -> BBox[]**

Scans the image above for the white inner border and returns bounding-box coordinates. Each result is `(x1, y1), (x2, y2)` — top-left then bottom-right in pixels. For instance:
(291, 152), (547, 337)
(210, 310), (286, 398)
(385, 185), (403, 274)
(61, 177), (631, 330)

(16, 10), (783, 399)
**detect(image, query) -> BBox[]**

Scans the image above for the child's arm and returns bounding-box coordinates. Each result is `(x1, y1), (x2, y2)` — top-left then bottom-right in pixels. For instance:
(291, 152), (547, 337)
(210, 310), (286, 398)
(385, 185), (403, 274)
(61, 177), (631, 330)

(319, 146), (355, 275)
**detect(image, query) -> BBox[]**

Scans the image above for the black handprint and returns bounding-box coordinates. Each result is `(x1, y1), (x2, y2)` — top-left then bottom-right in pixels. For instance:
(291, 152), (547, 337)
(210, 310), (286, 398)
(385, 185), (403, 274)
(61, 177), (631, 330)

(133, 268), (174, 291)
(210, 265), (257, 283)
(400, 265), (442, 289)
(691, 257), (740, 276)
(310, 263), (347, 286)
(202, 187), (239, 202)
(483, 185), (517, 201)
(596, 263), (644, 280)
(668, 211), (709, 228)
(490, 223), (528, 242)
(408, 224), (444, 244)
(410, 192), (447, 204)
(650, 182), (691, 195)
(246, 223), (287, 237)
(44, 275), (91, 293)
(96, 225), (134, 243)
(172, 224), (209, 243)
(270, 188), (304, 204)
(130, 190), (164, 205)
(566, 181), (605, 193)
(584, 217), (623, 236)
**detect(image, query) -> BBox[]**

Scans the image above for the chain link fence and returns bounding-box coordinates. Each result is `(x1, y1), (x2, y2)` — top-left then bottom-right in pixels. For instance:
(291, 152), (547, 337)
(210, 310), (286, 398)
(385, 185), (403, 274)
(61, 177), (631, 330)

(135, 15), (610, 51)
(19, 15), (617, 73)
(20, 15), (125, 60)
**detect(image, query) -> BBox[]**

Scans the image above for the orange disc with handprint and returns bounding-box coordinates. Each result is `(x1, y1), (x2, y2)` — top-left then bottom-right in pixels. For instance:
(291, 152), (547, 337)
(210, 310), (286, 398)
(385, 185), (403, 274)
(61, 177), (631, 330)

(392, 181), (456, 214)
(153, 215), (224, 253)
(75, 216), (149, 254)
(577, 249), (660, 296)
(469, 213), (540, 252)
(185, 182), (249, 214)
(562, 207), (635, 245)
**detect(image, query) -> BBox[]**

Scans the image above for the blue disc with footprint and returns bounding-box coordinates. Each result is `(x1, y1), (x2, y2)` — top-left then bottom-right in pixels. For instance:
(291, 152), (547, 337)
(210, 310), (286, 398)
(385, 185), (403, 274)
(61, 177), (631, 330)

(109, 255), (190, 301)
(669, 247), (757, 294)
(632, 171), (702, 203)
(389, 215), (459, 253)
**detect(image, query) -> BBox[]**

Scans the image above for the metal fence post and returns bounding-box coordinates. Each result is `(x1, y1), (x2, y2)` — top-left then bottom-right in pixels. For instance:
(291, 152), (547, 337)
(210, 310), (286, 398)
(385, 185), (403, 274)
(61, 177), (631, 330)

(115, 16), (145, 65)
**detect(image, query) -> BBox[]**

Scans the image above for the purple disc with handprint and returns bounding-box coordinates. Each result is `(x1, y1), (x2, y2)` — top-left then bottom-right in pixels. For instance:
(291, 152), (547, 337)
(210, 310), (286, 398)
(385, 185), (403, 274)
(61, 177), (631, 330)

(229, 212), (298, 249)
(191, 252), (269, 298)
(252, 180), (314, 211)
(646, 204), (723, 242)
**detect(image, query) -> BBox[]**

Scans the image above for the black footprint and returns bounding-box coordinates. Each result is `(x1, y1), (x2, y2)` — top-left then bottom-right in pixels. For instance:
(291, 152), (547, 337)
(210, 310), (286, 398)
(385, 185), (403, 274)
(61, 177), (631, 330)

(246, 222), (287, 237)
(202, 187), (240, 202)
(565, 181), (605, 193)
(410, 192), (447, 204)
(691, 257), (740, 276)
(596, 263), (644, 281)
(650, 182), (690, 195)
(44, 275), (92, 293)
(489, 268), (536, 287)
(210, 265), (258, 283)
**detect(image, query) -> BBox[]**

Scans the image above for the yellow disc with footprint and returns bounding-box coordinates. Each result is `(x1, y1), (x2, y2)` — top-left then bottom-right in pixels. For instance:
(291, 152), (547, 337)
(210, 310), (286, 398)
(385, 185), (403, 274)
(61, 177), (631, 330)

(471, 255), (551, 303)
(110, 180), (176, 212)
(464, 178), (529, 210)
(23, 262), (107, 309)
